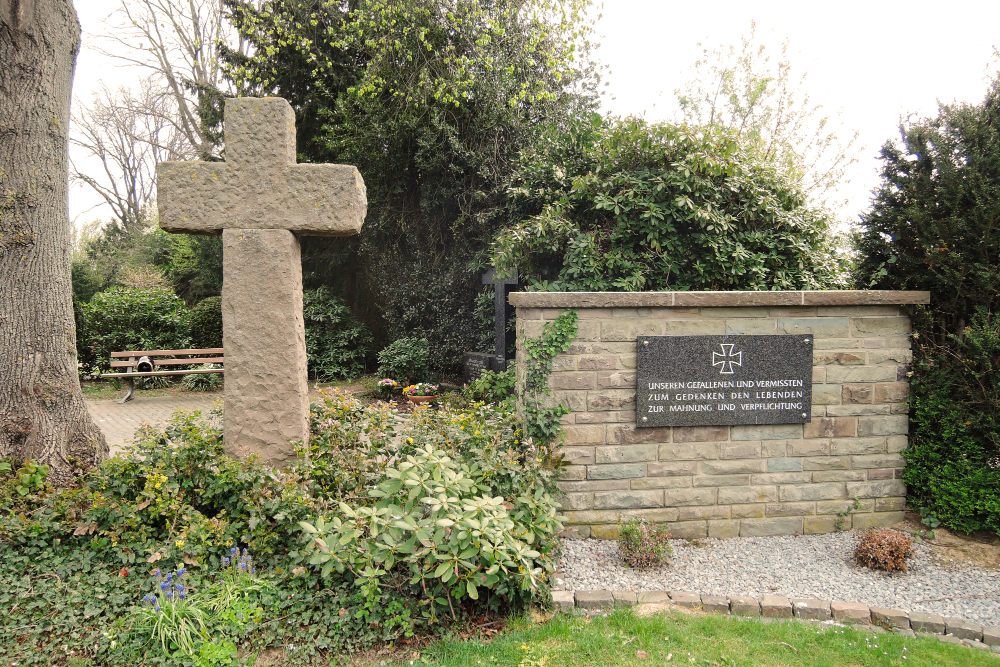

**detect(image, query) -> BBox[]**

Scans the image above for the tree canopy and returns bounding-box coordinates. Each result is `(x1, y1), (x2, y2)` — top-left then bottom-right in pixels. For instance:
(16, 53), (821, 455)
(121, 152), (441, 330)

(854, 74), (1000, 340)
(220, 0), (599, 369)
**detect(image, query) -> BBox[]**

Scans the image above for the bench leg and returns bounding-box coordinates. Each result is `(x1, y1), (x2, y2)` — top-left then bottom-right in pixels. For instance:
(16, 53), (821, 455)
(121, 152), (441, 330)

(119, 378), (135, 403)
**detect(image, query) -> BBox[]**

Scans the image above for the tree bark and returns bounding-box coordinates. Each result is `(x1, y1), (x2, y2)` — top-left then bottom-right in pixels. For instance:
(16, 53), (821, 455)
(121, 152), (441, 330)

(0, 0), (108, 485)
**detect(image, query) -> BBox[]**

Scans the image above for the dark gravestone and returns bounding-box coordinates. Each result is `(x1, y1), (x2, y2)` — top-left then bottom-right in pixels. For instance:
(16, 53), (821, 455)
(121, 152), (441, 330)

(636, 335), (814, 427)
(482, 267), (519, 371)
(463, 352), (496, 384)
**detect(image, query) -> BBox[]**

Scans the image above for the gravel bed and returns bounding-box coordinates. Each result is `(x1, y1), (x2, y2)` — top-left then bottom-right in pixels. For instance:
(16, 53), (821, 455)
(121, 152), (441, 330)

(556, 532), (1000, 627)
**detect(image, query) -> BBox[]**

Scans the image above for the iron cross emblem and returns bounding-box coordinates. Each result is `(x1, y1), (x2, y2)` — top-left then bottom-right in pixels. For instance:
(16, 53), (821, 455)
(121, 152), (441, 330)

(712, 343), (743, 375)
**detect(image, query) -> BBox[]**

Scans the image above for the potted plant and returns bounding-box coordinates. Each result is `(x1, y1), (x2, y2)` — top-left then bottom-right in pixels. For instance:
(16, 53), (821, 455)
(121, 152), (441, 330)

(402, 382), (438, 404)
(376, 378), (398, 400)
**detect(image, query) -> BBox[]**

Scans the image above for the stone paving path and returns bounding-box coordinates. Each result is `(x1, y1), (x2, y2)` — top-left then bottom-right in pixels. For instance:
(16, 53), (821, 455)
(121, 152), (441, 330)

(86, 393), (222, 455)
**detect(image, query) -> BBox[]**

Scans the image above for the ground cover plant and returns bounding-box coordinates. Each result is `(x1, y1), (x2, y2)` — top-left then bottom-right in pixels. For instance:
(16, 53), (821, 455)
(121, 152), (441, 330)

(854, 528), (915, 573)
(618, 518), (672, 569)
(0, 389), (563, 665)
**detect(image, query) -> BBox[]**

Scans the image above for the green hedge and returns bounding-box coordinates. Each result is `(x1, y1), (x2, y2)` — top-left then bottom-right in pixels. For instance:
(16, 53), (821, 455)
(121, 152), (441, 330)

(303, 286), (373, 380)
(80, 287), (191, 374)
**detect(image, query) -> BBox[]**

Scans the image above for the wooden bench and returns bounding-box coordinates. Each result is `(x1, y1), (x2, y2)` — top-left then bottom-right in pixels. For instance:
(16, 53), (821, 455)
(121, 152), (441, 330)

(100, 348), (224, 403)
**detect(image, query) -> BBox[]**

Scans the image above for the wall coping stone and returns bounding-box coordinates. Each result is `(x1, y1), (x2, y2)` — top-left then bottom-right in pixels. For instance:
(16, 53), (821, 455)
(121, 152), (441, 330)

(509, 290), (931, 308)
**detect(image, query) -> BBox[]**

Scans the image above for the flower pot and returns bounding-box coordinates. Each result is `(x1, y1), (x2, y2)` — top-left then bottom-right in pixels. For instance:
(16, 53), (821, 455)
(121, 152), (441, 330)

(406, 394), (437, 404)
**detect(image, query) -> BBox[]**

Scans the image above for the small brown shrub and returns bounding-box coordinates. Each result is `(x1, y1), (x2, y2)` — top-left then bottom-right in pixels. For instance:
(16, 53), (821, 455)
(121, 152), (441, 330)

(618, 518), (672, 569)
(853, 528), (915, 572)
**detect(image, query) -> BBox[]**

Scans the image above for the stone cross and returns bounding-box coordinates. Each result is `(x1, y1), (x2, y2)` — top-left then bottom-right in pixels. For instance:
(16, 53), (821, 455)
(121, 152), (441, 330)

(157, 97), (366, 465)
(482, 267), (518, 371)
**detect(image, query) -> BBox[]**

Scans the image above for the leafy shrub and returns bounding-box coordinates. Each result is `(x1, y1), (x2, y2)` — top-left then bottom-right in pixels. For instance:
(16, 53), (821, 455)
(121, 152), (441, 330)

(495, 115), (844, 291)
(853, 528), (914, 573)
(181, 365), (223, 391)
(376, 336), (432, 385)
(464, 367), (516, 406)
(303, 286), (373, 380)
(903, 309), (1000, 535)
(80, 287), (192, 374)
(189, 296), (223, 349)
(618, 518), (672, 569)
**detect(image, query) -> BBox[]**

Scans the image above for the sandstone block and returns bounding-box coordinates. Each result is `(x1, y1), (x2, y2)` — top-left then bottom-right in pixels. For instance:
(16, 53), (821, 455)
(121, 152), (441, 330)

(740, 517), (803, 536)
(612, 590), (638, 606)
(779, 482), (846, 502)
(730, 596), (761, 616)
(563, 425), (605, 445)
(760, 595), (793, 618)
(722, 442), (762, 459)
(575, 590), (614, 611)
(550, 372), (596, 391)
(851, 454), (905, 469)
(589, 524), (622, 540)
(787, 439), (830, 456)
(669, 591), (702, 608)
(638, 591), (669, 604)
(708, 519), (740, 538)
(812, 470), (867, 482)
(909, 611), (946, 634)
(602, 319), (664, 341)
(665, 487), (717, 506)
(945, 617), (983, 641)
(803, 516), (838, 534)
(665, 319), (728, 335)
(593, 490), (663, 509)
(673, 425), (731, 442)
(588, 464), (645, 480)
(804, 417), (857, 439)
(858, 415), (909, 437)
(562, 493), (593, 510)
(874, 497), (907, 512)
(766, 502), (815, 517)
(596, 444), (658, 464)
(648, 461), (699, 476)
(631, 476), (693, 490)
(559, 465), (587, 481)
(983, 626), (1000, 646)
(678, 505), (731, 520)
(718, 485), (779, 504)
(762, 441), (788, 457)
(870, 607), (910, 629)
(597, 370), (636, 389)
(767, 458), (803, 472)
(660, 442), (720, 460)
(875, 382), (910, 404)
(814, 350), (866, 365)
(830, 437), (887, 455)
(587, 390), (635, 411)
(846, 479), (906, 498)
(778, 317), (849, 337)
(732, 424), (802, 441)
(612, 425), (671, 444)
(801, 456), (852, 471)
(732, 503), (766, 518)
(561, 446), (596, 465)
(831, 601), (871, 624)
(851, 316), (911, 336)
(842, 383), (874, 404)
(551, 590), (575, 612)
(751, 472), (811, 484)
(701, 459), (765, 475)
(813, 384), (844, 404)
(725, 319), (778, 334)
(701, 594), (731, 614)
(827, 404), (891, 417)
(669, 520), (708, 538)
(577, 355), (618, 370)
(827, 366), (900, 383)
(792, 598), (832, 620)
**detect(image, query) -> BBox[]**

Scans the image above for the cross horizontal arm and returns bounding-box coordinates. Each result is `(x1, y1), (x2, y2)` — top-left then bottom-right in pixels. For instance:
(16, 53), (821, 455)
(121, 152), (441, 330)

(157, 162), (367, 237)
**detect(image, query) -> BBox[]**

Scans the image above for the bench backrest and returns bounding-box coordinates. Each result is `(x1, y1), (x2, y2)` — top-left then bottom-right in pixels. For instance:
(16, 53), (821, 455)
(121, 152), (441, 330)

(109, 348), (224, 369)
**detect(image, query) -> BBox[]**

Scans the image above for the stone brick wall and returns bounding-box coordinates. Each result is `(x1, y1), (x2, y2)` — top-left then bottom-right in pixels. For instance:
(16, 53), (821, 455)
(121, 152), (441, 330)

(509, 291), (931, 539)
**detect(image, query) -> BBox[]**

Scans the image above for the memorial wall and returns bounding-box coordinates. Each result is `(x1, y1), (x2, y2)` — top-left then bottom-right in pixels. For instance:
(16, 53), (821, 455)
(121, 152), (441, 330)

(509, 291), (931, 539)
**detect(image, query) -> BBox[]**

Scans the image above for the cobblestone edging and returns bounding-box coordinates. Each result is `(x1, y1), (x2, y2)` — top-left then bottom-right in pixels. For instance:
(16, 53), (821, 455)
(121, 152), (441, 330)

(552, 589), (1000, 655)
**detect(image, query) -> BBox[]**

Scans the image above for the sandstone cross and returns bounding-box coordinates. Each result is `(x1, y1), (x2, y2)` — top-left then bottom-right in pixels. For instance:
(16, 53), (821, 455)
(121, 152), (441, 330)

(157, 97), (365, 465)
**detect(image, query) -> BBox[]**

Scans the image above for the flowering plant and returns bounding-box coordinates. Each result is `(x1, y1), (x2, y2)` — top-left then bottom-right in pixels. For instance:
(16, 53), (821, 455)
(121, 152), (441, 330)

(402, 382), (438, 397)
(376, 378), (398, 399)
(136, 567), (209, 656)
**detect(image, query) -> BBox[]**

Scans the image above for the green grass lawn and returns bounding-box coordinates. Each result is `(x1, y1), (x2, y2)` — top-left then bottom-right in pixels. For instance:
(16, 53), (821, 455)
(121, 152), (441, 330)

(383, 608), (999, 667)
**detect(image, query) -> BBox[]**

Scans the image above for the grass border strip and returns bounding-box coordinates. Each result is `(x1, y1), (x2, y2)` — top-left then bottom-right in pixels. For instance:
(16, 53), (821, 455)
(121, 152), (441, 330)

(553, 589), (1000, 654)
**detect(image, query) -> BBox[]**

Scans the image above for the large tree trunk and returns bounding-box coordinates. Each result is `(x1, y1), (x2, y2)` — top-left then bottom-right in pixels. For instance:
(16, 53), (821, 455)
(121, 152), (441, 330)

(0, 0), (108, 485)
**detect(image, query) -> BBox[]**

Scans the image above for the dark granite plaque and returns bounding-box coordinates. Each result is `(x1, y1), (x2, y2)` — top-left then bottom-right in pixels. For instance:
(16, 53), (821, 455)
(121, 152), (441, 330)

(463, 352), (498, 384)
(636, 335), (813, 427)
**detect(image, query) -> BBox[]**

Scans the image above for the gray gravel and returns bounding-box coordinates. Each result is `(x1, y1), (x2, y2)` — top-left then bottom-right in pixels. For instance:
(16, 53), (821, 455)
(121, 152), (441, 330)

(556, 532), (1000, 628)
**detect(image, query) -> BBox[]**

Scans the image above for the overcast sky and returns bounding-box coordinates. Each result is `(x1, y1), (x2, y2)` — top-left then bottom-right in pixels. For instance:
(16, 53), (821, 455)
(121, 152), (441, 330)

(68, 0), (1000, 228)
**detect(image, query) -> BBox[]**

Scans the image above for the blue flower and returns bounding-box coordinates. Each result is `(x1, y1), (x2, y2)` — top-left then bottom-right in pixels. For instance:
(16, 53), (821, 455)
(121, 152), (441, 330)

(166, 572), (173, 583)
(230, 547), (238, 555)
(175, 584), (185, 592)
(154, 605), (161, 613)
(159, 582), (169, 591)
(166, 590), (173, 600)
(178, 592), (186, 600)
(153, 568), (161, 577)
(176, 568), (186, 577)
